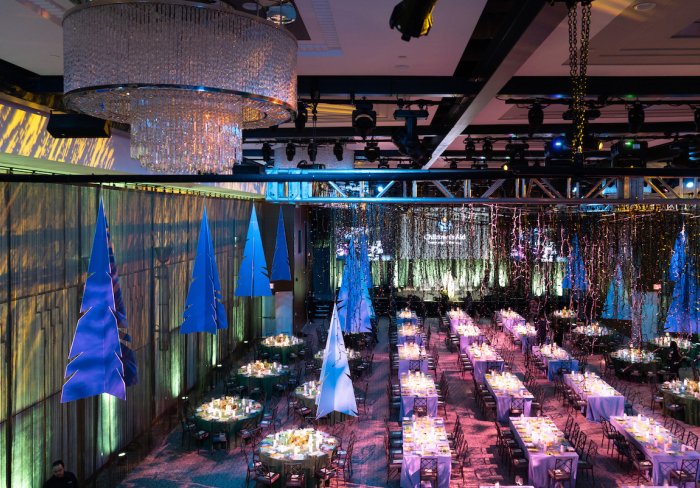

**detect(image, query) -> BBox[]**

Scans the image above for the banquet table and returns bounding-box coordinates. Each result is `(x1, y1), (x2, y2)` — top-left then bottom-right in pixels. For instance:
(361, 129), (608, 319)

(610, 348), (659, 378)
(511, 323), (537, 354)
(260, 334), (303, 364)
(467, 344), (505, 383)
(448, 312), (474, 334)
(484, 372), (533, 423)
(259, 428), (339, 488)
(397, 324), (423, 346)
(455, 324), (484, 352)
(314, 348), (362, 369)
(532, 345), (579, 381)
(563, 372), (624, 421)
(193, 396), (262, 443)
(399, 371), (439, 418)
(509, 416), (579, 488)
(401, 417), (451, 488)
(397, 310), (418, 324)
(496, 309), (527, 333)
(660, 380), (700, 426)
(397, 343), (429, 375)
(610, 414), (700, 485)
(237, 361), (289, 397)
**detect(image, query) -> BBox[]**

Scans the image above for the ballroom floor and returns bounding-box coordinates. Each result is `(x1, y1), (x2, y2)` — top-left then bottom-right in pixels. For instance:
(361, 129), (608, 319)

(114, 315), (700, 488)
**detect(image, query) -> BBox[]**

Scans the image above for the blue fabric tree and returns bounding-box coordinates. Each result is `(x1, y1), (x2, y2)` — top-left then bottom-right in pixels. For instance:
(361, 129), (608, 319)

(664, 229), (700, 334)
(106, 208), (138, 386)
(562, 234), (587, 291)
(181, 207), (228, 334)
(235, 206), (272, 297)
(270, 208), (291, 281)
(602, 264), (631, 320)
(62, 199), (125, 402)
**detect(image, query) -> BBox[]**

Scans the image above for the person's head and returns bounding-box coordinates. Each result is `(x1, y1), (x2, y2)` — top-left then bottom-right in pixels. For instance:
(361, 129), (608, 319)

(671, 340), (679, 351)
(51, 460), (65, 478)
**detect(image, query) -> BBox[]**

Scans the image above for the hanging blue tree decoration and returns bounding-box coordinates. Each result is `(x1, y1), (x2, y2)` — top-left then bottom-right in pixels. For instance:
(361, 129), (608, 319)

(62, 199), (125, 402)
(235, 206), (272, 297)
(106, 210), (137, 386)
(270, 208), (291, 282)
(562, 234), (587, 291)
(182, 207), (228, 334)
(664, 228), (700, 334)
(602, 264), (631, 320)
(360, 233), (373, 289)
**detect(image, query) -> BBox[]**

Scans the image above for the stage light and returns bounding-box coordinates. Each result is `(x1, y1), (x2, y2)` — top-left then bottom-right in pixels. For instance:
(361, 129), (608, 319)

(392, 109), (432, 165)
(307, 141), (318, 162)
(285, 142), (296, 161)
(295, 102), (308, 132)
(506, 141), (529, 164)
(365, 142), (380, 162)
(527, 102), (544, 136)
(333, 142), (344, 161)
(389, 0), (438, 42)
(471, 160), (488, 170)
(482, 139), (494, 160)
(686, 179), (695, 189)
(377, 159), (390, 169)
(352, 102), (376, 140)
(449, 160), (458, 169)
(261, 142), (272, 163)
(628, 102), (645, 133)
(611, 139), (647, 167)
(501, 163), (509, 171)
(377, 185), (385, 192)
(695, 108), (700, 132)
(464, 138), (476, 160)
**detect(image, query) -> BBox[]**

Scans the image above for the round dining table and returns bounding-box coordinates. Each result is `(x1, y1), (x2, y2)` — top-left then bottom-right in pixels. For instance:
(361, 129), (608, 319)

(237, 361), (290, 397)
(193, 396), (262, 444)
(260, 334), (304, 364)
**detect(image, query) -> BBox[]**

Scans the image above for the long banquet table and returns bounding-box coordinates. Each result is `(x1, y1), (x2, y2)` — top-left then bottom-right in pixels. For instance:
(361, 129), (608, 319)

(399, 371), (438, 418)
(397, 324), (423, 346)
(532, 345), (579, 381)
(610, 414), (700, 485)
(564, 372), (624, 421)
(484, 372), (533, 423)
(455, 324), (484, 352)
(397, 343), (429, 375)
(401, 417), (451, 488)
(467, 344), (504, 383)
(509, 416), (579, 488)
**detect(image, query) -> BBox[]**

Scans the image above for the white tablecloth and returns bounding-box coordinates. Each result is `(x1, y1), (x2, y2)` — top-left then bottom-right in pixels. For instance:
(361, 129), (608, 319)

(401, 418), (451, 488)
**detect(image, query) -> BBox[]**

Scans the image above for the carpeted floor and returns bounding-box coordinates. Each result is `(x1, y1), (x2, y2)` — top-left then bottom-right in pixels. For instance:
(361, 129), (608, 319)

(116, 315), (700, 488)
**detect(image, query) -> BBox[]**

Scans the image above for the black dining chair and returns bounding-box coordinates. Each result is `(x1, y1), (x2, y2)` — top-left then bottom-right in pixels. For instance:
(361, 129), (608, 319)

(547, 457), (573, 488)
(413, 397), (429, 417)
(670, 458), (700, 488)
(419, 456), (439, 487)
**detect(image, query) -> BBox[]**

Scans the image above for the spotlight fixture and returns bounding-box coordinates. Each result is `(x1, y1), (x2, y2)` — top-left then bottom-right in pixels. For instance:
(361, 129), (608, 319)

(505, 141), (529, 167)
(266, 1), (297, 24)
(352, 102), (377, 140)
(471, 160), (488, 170)
(449, 160), (458, 169)
(628, 102), (645, 133)
(611, 139), (647, 167)
(389, 0), (438, 42)
(285, 141), (296, 161)
(261, 142), (273, 163)
(392, 109), (432, 165)
(296, 159), (312, 169)
(307, 141), (318, 162)
(295, 102), (308, 132)
(482, 139), (494, 160)
(527, 102), (544, 136)
(694, 108), (700, 132)
(364, 142), (380, 162)
(464, 138), (476, 160)
(501, 163), (509, 171)
(377, 159), (390, 169)
(333, 142), (344, 161)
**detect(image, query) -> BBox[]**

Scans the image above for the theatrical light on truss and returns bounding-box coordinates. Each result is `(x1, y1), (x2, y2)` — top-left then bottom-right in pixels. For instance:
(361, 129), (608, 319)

(482, 139), (494, 160)
(464, 138), (476, 160)
(261, 142), (273, 163)
(377, 159), (390, 169)
(527, 102), (544, 136)
(628, 102), (645, 133)
(285, 142), (296, 161)
(295, 102), (308, 132)
(364, 142), (380, 162)
(449, 160), (458, 169)
(61, 0), (297, 174)
(389, 0), (438, 42)
(266, 1), (297, 24)
(352, 102), (377, 140)
(307, 141), (318, 162)
(694, 108), (700, 132)
(333, 142), (344, 161)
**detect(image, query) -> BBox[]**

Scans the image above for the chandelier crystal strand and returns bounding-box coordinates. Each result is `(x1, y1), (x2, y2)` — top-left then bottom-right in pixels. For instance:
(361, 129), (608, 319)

(62, 0), (297, 174)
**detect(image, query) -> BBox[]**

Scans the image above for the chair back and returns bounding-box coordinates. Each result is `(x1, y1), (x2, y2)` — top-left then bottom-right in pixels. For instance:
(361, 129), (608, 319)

(554, 457), (573, 475)
(569, 422), (580, 445)
(681, 458), (700, 477)
(510, 396), (525, 412)
(413, 397), (429, 417)
(687, 431), (699, 450)
(419, 456), (439, 481)
(408, 359), (422, 372)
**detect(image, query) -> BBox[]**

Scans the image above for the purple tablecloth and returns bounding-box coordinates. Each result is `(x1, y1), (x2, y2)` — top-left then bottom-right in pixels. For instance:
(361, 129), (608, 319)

(449, 315), (474, 334)
(564, 374), (624, 421)
(459, 333), (484, 353)
(398, 358), (429, 376)
(611, 416), (700, 485)
(397, 331), (423, 346)
(485, 375), (533, 423)
(509, 417), (578, 488)
(532, 346), (579, 381)
(467, 347), (504, 383)
(401, 419), (451, 488)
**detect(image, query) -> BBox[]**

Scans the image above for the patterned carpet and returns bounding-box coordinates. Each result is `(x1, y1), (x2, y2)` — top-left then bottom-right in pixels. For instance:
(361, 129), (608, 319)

(116, 315), (700, 488)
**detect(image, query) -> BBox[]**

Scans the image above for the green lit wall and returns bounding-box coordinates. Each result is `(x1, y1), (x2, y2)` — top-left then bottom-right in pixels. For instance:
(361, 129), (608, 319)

(0, 183), (269, 487)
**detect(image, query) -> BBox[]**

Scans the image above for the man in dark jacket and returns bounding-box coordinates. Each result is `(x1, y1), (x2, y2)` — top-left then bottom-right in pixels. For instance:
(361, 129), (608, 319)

(44, 460), (78, 488)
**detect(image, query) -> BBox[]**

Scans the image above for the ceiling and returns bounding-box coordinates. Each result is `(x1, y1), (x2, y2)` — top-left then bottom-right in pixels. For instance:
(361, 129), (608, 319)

(0, 0), (699, 170)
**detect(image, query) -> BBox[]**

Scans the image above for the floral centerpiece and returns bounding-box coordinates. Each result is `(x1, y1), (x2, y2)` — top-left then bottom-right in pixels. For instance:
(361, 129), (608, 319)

(262, 334), (302, 347)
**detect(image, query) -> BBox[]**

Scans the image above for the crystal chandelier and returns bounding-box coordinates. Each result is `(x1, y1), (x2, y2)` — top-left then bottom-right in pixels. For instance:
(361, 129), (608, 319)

(62, 0), (297, 174)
